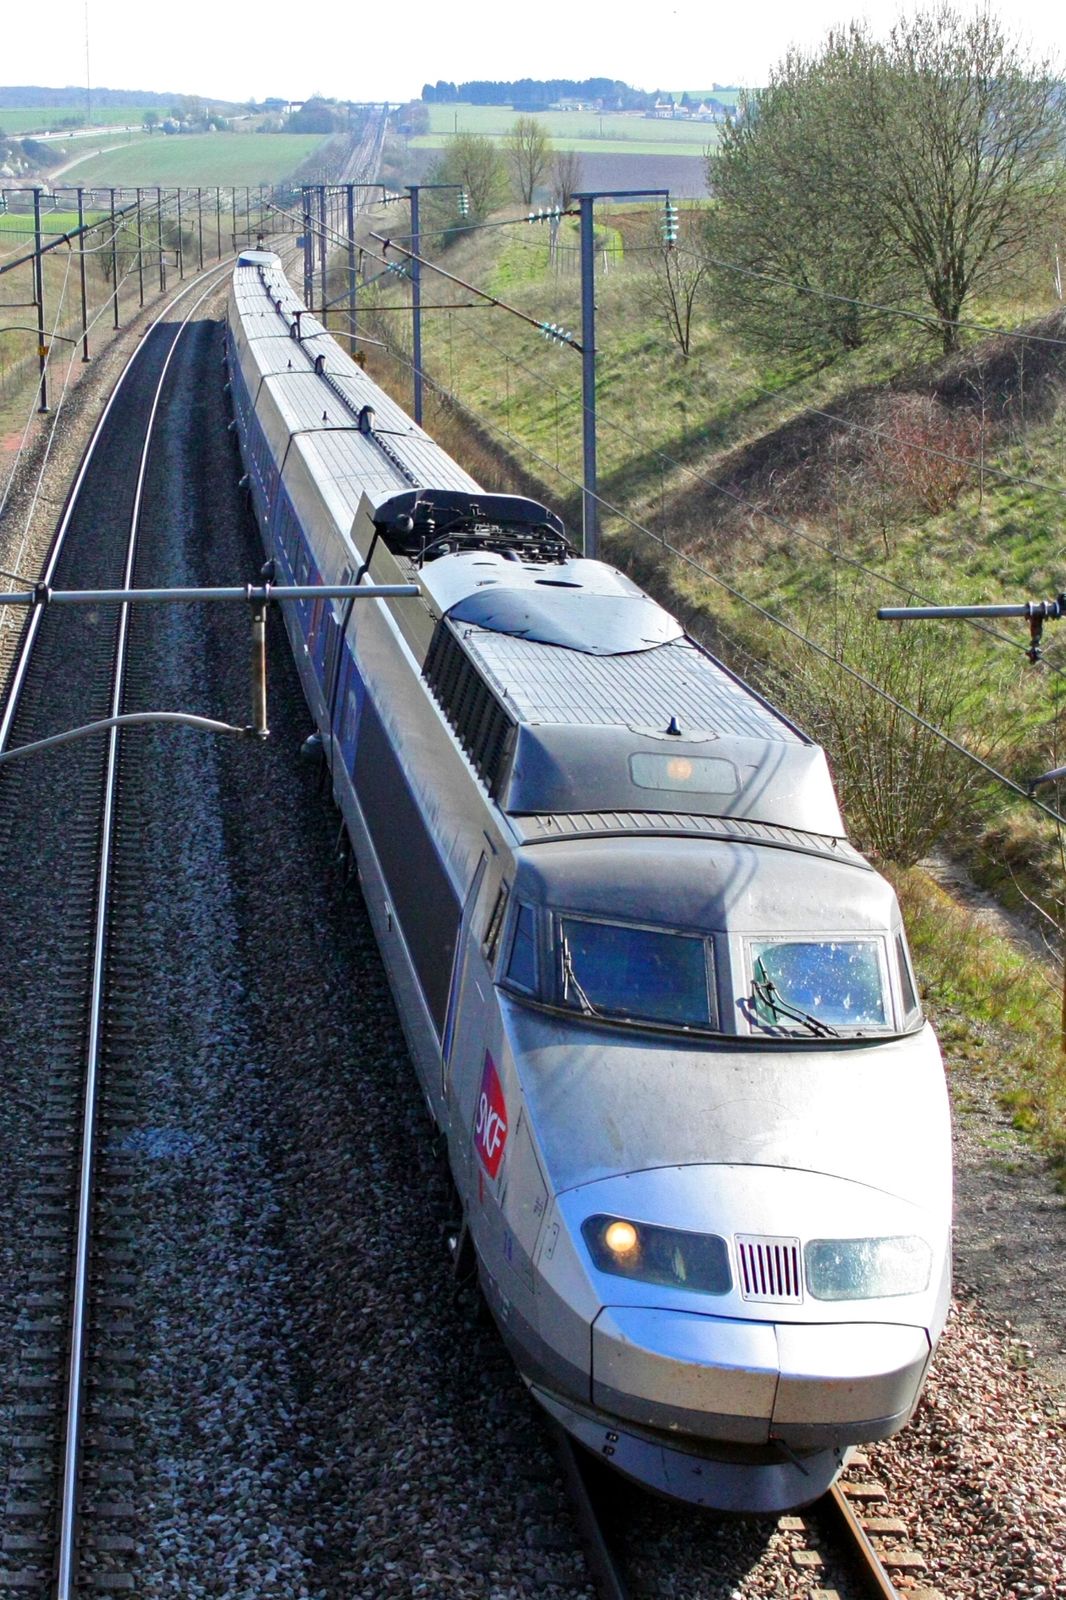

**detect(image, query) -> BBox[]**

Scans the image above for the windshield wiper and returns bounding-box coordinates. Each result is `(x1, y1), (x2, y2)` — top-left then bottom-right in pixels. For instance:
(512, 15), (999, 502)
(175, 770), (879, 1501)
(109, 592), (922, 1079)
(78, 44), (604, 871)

(561, 937), (599, 1017)
(752, 959), (839, 1039)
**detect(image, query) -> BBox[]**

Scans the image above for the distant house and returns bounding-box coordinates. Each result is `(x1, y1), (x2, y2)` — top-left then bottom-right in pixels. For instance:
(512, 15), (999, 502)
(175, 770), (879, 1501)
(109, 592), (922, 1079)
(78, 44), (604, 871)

(691, 100), (728, 121)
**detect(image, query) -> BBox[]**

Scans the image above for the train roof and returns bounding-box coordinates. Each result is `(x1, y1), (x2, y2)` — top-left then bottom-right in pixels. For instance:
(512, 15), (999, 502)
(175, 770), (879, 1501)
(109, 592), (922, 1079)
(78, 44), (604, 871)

(230, 255), (478, 511)
(419, 566), (846, 836)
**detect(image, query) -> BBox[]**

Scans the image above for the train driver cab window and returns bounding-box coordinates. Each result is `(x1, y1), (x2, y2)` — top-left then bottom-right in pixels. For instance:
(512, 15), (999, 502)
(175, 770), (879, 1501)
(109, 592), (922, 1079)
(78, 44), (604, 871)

(748, 938), (890, 1036)
(557, 915), (716, 1030)
(505, 903), (537, 993)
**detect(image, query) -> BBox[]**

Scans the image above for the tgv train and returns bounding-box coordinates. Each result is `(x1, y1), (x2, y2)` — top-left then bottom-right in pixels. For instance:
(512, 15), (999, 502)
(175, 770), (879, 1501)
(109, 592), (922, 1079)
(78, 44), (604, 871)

(226, 251), (952, 1513)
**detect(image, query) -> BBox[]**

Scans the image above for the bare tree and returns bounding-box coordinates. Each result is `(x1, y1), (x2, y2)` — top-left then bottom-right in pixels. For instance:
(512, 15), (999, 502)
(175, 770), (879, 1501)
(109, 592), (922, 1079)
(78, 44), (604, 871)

(638, 217), (710, 357)
(853, 8), (1066, 352)
(705, 41), (897, 361)
(706, 8), (1066, 360)
(551, 148), (583, 210)
(505, 116), (552, 206)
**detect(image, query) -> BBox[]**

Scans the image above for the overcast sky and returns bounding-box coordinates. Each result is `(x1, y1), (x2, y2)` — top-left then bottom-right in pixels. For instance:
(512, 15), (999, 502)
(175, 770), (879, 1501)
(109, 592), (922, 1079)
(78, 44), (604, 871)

(2, 1), (1062, 105)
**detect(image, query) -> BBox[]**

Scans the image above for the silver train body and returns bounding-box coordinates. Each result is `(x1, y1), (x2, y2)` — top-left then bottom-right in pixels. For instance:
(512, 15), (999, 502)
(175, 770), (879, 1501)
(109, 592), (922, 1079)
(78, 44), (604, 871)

(226, 252), (952, 1513)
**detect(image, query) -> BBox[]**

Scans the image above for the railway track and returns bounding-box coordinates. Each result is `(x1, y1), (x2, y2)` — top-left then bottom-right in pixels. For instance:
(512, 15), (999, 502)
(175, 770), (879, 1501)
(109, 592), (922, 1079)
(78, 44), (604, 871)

(0, 260), (232, 1600)
(556, 1429), (930, 1600)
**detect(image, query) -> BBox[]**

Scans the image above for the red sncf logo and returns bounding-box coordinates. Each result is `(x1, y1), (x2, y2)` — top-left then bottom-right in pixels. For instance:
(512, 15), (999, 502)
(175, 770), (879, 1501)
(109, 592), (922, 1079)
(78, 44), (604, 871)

(474, 1050), (508, 1179)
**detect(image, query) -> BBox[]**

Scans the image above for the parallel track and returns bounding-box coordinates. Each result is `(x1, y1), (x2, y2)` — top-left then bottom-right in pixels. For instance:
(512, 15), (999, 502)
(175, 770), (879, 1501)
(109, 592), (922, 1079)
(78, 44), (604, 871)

(556, 1430), (910, 1600)
(0, 260), (232, 1600)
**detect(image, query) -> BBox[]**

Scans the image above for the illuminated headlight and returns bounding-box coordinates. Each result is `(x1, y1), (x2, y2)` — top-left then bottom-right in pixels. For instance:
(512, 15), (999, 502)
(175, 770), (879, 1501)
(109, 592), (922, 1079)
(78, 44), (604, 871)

(581, 1215), (731, 1295)
(804, 1236), (932, 1300)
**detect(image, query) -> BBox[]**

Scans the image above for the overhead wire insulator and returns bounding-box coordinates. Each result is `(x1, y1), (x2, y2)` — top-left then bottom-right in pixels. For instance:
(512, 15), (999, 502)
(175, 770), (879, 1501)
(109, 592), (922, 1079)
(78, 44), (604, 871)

(458, 190), (469, 216)
(661, 199), (679, 247)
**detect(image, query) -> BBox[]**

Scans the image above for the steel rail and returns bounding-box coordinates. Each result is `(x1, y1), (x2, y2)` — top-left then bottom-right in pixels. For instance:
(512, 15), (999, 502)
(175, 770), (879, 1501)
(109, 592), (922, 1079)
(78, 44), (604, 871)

(0, 254), (235, 757)
(52, 254), (234, 1600)
(550, 1427), (629, 1600)
(821, 1483), (904, 1600)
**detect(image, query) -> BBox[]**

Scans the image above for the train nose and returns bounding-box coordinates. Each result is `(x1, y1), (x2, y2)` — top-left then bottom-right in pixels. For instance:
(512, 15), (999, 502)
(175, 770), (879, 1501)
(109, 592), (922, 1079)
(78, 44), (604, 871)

(591, 1305), (930, 1446)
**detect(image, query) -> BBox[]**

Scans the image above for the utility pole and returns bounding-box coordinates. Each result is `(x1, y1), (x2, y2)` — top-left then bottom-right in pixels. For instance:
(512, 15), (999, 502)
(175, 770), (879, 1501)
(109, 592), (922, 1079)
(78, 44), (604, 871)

(405, 183), (464, 425)
(346, 184), (357, 351)
(409, 184), (422, 423)
(33, 188), (48, 412)
(318, 184), (328, 322)
(135, 185), (144, 306)
(302, 186), (313, 308)
(156, 186), (165, 292)
(574, 188), (669, 558)
(110, 187), (118, 326)
(76, 187), (90, 360)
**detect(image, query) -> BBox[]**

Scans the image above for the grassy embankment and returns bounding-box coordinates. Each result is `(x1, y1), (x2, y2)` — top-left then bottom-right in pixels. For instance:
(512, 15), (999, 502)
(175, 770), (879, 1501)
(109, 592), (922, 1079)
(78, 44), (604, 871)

(344, 201), (1066, 1181)
(0, 209), (111, 431)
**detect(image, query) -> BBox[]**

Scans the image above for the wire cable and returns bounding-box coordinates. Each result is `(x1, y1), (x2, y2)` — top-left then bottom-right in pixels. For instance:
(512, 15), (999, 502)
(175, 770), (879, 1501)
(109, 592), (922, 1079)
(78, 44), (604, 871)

(444, 314), (1066, 671)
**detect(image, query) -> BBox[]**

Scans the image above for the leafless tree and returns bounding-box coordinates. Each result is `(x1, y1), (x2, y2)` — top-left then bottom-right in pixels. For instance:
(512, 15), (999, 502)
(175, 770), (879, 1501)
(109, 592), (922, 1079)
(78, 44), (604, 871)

(551, 148), (583, 211)
(706, 8), (1066, 359)
(505, 115), (552, 206)
(638, 217), (711, 357)
(854, 8), (1066, 352)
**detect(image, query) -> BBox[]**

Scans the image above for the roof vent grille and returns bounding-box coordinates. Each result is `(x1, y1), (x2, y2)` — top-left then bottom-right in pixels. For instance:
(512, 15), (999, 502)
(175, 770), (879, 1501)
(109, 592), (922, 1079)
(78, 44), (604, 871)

(424, 620), (517, 795)
(734, 1235), (803, 1303)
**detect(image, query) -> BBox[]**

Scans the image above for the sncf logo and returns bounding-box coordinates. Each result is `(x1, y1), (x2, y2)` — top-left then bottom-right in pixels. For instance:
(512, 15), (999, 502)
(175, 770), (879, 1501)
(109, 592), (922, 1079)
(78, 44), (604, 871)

(474, 1050), (508, 1179)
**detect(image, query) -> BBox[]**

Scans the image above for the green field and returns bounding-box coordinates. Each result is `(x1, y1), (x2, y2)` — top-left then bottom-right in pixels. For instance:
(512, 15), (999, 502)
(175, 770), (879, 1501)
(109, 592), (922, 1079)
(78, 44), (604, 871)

(412, 134), (713, 160)
(0, 105), (154, 135)
(57, 133), (329, 186)
(0, 210), (106, 242)
(420, 103), (719, 152)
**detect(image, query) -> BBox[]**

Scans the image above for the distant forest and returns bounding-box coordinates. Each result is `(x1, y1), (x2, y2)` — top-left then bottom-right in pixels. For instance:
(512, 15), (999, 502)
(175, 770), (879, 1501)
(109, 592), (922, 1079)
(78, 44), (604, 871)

(421, 79), (669, 110)
(0, 85), (186, 108)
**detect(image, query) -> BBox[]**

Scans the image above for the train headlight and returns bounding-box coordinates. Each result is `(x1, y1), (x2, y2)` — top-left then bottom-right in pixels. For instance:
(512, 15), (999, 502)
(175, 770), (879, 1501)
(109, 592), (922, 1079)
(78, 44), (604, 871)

(582, 1215), (732, 1295)
(804, 1236), (932, 1300)
(603, 1219), (639, 1257)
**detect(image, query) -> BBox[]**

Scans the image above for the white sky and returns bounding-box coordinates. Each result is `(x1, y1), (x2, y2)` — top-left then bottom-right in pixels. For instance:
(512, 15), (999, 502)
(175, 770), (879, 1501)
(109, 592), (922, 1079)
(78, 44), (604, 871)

(1, 1), (1062, 106)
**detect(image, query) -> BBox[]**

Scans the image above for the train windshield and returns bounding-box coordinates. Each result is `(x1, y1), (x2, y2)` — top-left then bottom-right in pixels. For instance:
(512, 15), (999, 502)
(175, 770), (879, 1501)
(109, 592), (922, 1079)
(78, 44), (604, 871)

(749, 938), (889, 1034)
(557, 915), (717, 1030)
